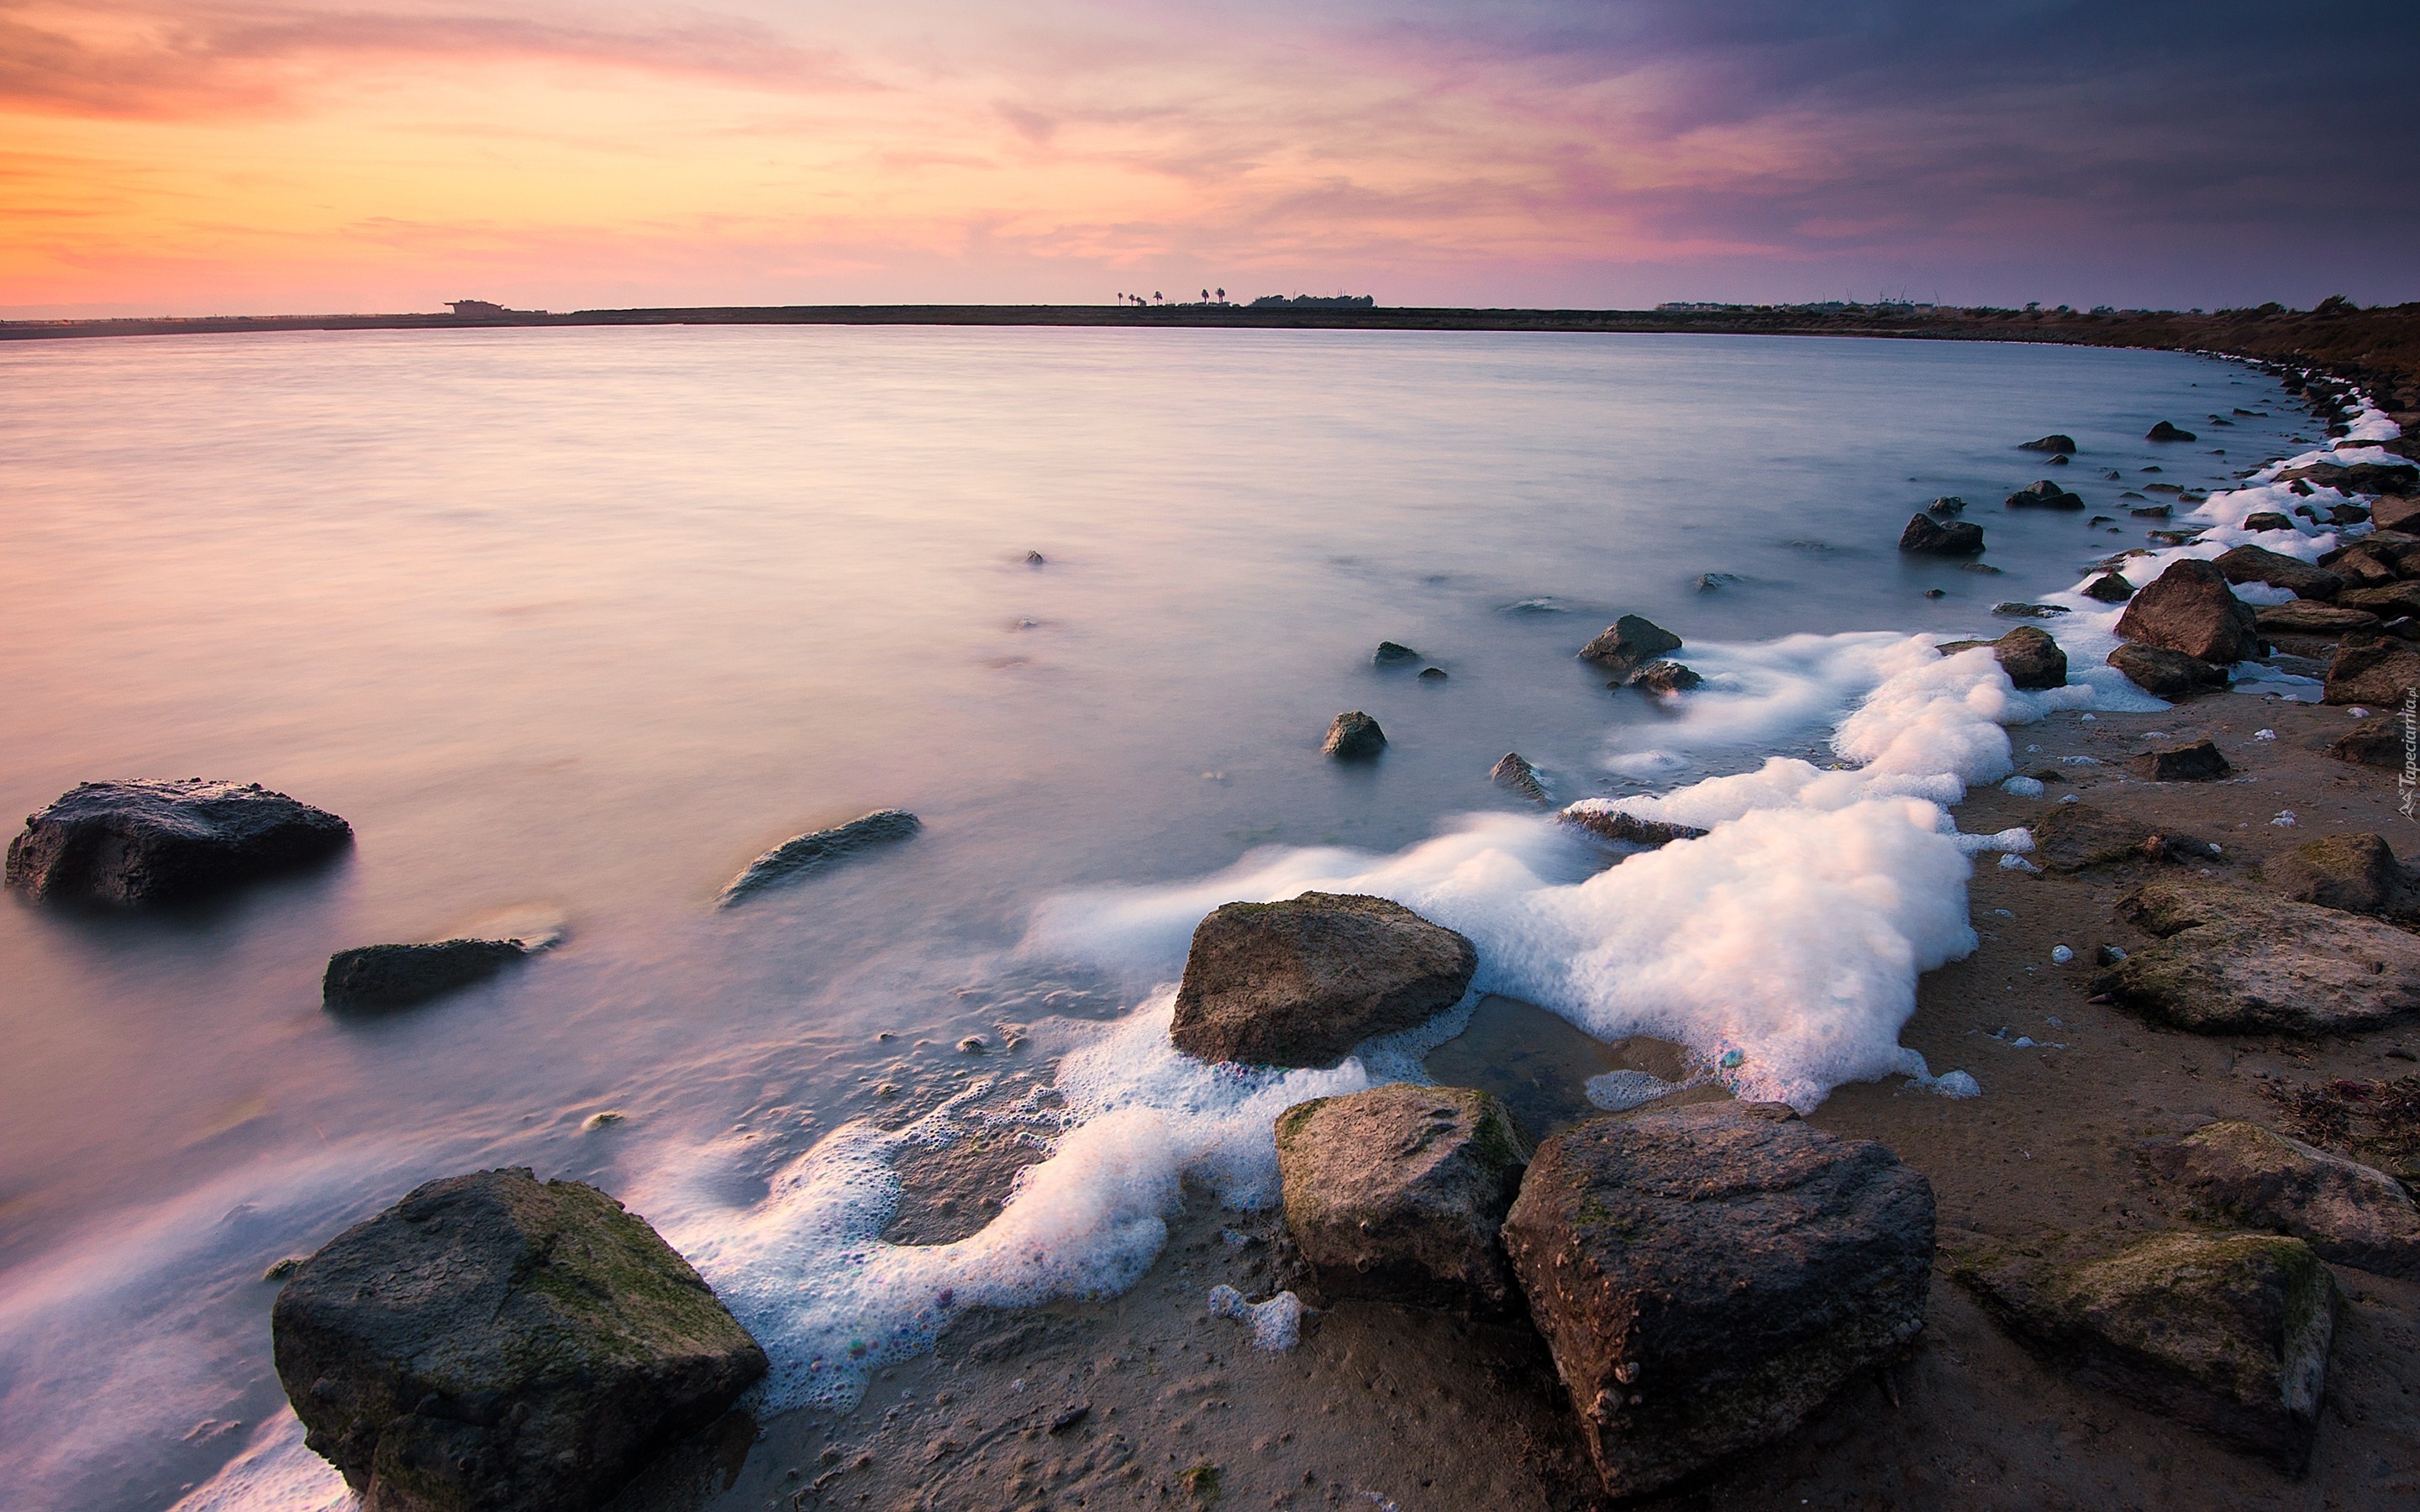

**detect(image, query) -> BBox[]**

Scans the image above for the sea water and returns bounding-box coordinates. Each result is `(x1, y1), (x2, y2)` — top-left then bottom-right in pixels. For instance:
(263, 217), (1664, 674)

(0, 325), (2331, 1509)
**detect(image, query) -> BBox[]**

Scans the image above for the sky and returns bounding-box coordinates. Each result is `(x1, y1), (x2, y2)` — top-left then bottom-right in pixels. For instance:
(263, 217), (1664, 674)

(3, 0), (2416, 317)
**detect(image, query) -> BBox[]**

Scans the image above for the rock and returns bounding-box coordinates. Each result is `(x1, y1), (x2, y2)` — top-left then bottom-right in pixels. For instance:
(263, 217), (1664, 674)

(1925, 496), (1967, 515)
(1502, 1104), (1934, 1501)
(1372, 641), (1421, 666)
(2261, 832), (2417, 917)
(2323, 643), (2420, 706)
(2083, 572), (2136, 603)
(2106, 642), (2228, 697)
(2128, 738), (2230, 781)
(2031, 802), (2172, 872)
(2130, 503), (2172, 518)
(1936, 625), (2065, 690)
(2326, 716), (2406, 769)
(2323, 543), (2402, 585)
(2005, 480), (2086, 510)
(1991, 601), (2070, 620)
(2255, 601), (2379, 637)
(4, 779), (351, 906)
(324, 939), (536, 1011)
(1557, 803), (1708, 848)
(2371, 495), (2420, 532)
(718, 810), (920, 905)
(2114, 559), (2261, 663)
(1578, 615), (1682, 675)
(1945, 1227), (2333, 1473)
(1321, 711), (1387, 759)
(1897, 512), (1985, 555)
(2241, 512), (2294, 532)
(2019, 433), (2077, 454)
(271, 1168), (767, 1512)
(2275, 460), (2419, 496)
(2146, 420), (2199, 442)
(2212, 545), (2342, 601)
(1169, 893), (1477, 1068)
(1275, 1084), (1529, 1310)
(1023, 549), (1047, 564)
(1623, 660), (1702, 695)
(2338, 581), (2420, 618)
(1491, 752), (1549, 803)
(2153, 1121), (2420, 1278)
(1418, 666), (1448, 682)
(2095, 877), (2420, 1034)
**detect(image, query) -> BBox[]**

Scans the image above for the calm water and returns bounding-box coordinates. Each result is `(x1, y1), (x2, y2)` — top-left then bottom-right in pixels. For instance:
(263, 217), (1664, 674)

(0, 326), (2310, 1509)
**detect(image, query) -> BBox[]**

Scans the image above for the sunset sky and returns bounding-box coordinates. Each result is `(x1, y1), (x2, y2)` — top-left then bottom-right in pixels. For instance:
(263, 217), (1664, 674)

(5, 0), (2415, 317)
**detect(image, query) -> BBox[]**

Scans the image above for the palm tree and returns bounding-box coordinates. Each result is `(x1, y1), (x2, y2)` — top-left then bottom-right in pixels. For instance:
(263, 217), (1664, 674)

(1216, 287), (1224, 302)
(1154, 291), (1163, 303)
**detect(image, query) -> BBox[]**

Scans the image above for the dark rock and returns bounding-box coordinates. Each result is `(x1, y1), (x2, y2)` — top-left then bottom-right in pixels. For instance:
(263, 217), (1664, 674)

(2128, 738), (2230, 781)
(2338, 581), (2420, 619)
(1372, 641), (1421, 666)
(324, 939), (535, 1012)
(2241, 512), (2296, 533)
(1048, 1403), (1091, 1435)
(2213, 544), (2342, 601)
(1578, 615), (1682, 675)
(2032, 802), (2174, 872)
(4, 779), (350, 906)
(2261, 832), (2417, 917)
(1991, 601), (2069, 620)
(718, 810), (920, 905)
(2323, 544), (2401, 585)
(2106, 643), (2228, 697)
(1623, 660), (1703, 695)
(2323, 643), (2420, 706)
(2255, 601), (2378, 637)
(1960, 561), (2004, 575)
(1944, 1227), (2333, 1473)
(1924, 496), (1967, 515)
(2114, 559), (2261, 663)
(1491, 752), (1549, 803)
(1923, 588), (1946, 598)
(1502, 1103), (1934, 1501)
(2153, 1121), (2420, 1278)
(2146, 529), (2204, 547)
(1023, 550), (1047, 564)
(1418, 666), (1448, 682)
(2371, 495), (2420, 532)
(2019, 434), (2078, 454)
(2006, 480), (2086, 511)
(1169, 893), (1476, 1068)
(2130, 504), (2172, 518)
(2083, 572), (2136, 603)
(2095, 877), (2420, 1034)
(1321, 711), (1387, 759)
(1276, 1084), (1529, 1310)
(271, 1168), (767, 1512)
(2326, 716), (2407, 769)
(2275, 460), (2418, 496)
(1936, 625), (2066, 690)
(2146, 421), (2199, 442)
(1691, 573), (1740, 592)
(1557, 804), (1707, 849)
(1897, 513), (1984, 555)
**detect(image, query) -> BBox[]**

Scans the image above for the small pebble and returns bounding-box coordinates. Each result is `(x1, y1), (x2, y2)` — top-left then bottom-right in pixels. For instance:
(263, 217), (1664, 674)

(2270, 810), (2298, 827)
(2050, 945), (2075, 965)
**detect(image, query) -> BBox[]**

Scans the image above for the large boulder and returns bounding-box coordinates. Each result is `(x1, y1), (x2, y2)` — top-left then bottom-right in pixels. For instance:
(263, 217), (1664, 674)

(2212, 544), (2342, 601)
(2323, 642), (2420, 706)
(4, 779), (350, 906)
(2152, 1121), (2420, 1278)
(271, 1168), (767, 1512)
(1170, 892), (1477, 1068)
(1321, 711), (1387, 759)
(2005, 480), (2085, 510)
(1946, 1228), (2334, 1473)
(1501, 1103), (1934, 1501)
(2261, 832), (2417, 917)
(1577, 615), (1682, 675)
(2094, 877), (2420, 1034)
(1275, 1084), (1529, 1310)
(718, 809), (919, 905)
(1897, 513), (1984, 555)
(324, 939), (537, 1011)
(2114, 559), (2261, 664)
(2106, 643), (2228, 697)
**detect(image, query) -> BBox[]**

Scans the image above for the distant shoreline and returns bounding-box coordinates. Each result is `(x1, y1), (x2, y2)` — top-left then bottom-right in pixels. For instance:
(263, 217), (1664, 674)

(6, 300), (2415, 400)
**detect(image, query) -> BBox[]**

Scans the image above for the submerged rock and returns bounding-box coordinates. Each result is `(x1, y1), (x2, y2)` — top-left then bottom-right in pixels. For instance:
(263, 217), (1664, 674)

(1937, 625), (2067, 690)
(271, 1168), (766, 1512)
(2128, 738), (2230, 781)
(2146, 420), (2199, 443)
(1169, 892), (1476, 1068)
(2261, 832), (2417, 917)
(1276, 1084), (1529, 1310)
(2096, 877), (2420, 1034)
(1577, 615), (1682, 675)
(1946, 1227), (2333, 1473)
(2115, 558), (2261, 664)
(718, 810), (920, 905)
(1925, 496), (1968, 515)
(2018, 433), (2078, 454)
(2212, 544), (2342, 601)
(2323, 643), (2420, 706)
(1418, 666), (1449, 682)
(1623, 660), (1703, 695)
(2082, 572), (2136, 603)
(2107, 642), (2228, 697)
(2006, 480), (2086, 510)
(1321, 711), (1388, 759)
(1490, 752), (1550, 804)
(2153, 1121), (2420, 1278)
(1557, 802), (1708, 849)
(1372, 641), (1422, 666)
(4, 779), (351, 906)
(1897, 513), (1985, 555)
(1502, 1103), (1934, 1501)
(324, 939), (537, 1011)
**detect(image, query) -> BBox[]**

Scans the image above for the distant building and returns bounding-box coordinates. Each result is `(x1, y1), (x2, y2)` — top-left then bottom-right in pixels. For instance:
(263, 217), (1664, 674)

(448, 300), (509, 317)
(1249, 294), (1376, 309)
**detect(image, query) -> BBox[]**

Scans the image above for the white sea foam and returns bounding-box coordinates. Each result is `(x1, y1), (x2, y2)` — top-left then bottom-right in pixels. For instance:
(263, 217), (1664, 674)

(166, 1412), (350, 1512)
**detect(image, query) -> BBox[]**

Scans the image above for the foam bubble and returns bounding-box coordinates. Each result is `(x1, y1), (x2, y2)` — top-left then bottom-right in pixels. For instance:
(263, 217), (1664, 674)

(1207, 1285), (1303, 1350)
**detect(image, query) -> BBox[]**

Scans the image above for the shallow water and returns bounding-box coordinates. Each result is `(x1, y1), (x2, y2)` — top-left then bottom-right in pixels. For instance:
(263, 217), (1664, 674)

(0, 325), (2317, 1509)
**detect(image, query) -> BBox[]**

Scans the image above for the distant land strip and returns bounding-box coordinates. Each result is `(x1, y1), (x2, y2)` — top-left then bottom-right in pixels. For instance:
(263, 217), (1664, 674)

(6, 302), (2415, 398)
